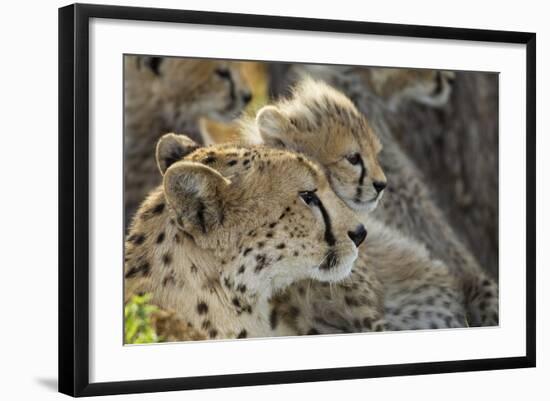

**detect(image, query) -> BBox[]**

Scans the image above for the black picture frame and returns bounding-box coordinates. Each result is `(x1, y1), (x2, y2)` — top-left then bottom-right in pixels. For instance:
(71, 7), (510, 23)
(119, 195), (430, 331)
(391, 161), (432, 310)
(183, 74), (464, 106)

(58, 3), (536, 397)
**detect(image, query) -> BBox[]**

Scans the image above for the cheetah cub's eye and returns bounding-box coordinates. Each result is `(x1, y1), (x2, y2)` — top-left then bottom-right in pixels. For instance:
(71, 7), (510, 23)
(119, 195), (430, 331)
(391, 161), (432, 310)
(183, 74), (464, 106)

(345, 153), (362, 166)
(299, 190), (319, 206)
(215, 68), (231, 79)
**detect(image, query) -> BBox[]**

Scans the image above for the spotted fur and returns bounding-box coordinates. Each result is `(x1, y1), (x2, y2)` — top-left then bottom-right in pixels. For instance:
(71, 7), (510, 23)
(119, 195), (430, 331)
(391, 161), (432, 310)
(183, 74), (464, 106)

(270, 215), (466, 335)
(254, 76), (497, 328)
(124, 135), (366, 340)
(241, 79), (388, 214)
(179, 108), (468, 334)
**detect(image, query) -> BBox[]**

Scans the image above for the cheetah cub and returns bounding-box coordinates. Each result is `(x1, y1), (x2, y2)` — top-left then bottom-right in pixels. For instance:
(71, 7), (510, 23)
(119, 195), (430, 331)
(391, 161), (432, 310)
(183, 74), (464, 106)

(283, 74), (499, 327)
(250, 78), (496, 328)
(239, 79), (468, 332)
(124, 133), (366, 340)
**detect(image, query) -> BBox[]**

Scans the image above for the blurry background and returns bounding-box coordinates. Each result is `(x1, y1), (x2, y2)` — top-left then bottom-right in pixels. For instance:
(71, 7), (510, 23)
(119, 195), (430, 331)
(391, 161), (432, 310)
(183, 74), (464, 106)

(385, 72), (499, 278)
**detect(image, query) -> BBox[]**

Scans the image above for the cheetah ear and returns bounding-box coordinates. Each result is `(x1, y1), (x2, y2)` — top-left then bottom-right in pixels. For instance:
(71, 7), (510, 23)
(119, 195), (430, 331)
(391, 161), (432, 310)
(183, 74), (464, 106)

(156, 133), (200, 175)
(163, 161), (231, 235)
(256, 105), (297, 150)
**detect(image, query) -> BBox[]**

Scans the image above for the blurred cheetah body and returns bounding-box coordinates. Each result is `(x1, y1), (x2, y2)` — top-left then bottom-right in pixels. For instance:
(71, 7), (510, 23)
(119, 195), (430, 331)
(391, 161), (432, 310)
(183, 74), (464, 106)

(124, 56), (252, 223)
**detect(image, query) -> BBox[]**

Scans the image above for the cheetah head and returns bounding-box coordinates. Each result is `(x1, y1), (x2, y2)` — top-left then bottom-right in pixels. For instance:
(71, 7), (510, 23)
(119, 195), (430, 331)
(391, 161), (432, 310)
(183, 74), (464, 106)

(367, 68), (456, 109)
(157, 133), (367, 298)
(253, 79), (387, 213)
(290, 65), (455, 110)
(132, 56), (252, 122)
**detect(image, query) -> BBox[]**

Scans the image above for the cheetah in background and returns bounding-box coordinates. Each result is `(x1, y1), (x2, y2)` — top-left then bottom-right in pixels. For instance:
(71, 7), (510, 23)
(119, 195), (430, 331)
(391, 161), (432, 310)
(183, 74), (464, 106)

(124, 56), (252, 224)
(291, 65), (455, 110)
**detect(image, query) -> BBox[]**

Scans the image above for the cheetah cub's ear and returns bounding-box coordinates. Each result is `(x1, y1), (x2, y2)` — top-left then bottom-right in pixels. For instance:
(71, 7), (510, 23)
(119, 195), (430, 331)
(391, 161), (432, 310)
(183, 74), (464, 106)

(256, 105), (298, 150)
(156, 133), (200, 175)
(163, 161), (230, 235)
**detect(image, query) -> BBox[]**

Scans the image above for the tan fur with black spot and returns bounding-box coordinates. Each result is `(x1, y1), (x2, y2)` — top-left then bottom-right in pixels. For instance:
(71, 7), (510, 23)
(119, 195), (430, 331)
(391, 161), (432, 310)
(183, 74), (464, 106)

(251, 77), (497, 328)
(124, 134), (366, 340)
(232, 79), (470, 332)
(241, 79), (388, 213)
(270, 215), (466, 334)
(160, 130), (466, 334)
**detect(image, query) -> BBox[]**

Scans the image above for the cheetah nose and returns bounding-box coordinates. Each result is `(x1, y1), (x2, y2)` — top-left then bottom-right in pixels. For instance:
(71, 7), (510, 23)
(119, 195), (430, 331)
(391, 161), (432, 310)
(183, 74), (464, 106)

(373, 181), (387, 194)
(241, 92), (252, 104)
(348, 224), (367, 247)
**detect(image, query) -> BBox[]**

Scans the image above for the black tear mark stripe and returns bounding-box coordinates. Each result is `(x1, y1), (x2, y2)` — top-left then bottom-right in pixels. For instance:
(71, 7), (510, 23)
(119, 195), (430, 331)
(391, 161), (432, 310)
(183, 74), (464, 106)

(218, 69), (237, 106)
(228, 74), (236, 105)
(432, 72), (443, 96)
(355, 155), (366, 200)
(315, 197), (336, 247)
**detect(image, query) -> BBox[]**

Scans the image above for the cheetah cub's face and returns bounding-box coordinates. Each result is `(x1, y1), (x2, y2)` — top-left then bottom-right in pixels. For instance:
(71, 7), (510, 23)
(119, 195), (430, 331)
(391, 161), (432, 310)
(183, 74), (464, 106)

(367, 68), (456, 109)
(130, 56), (252, 122)
(291, 65), (455, 110)
(157, 134), (366, 296)
(255, 79), (387, 213)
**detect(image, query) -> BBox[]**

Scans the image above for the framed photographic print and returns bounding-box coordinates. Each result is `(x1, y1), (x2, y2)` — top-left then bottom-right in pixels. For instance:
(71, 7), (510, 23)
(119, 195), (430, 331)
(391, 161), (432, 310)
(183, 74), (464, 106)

(58, 3), (536, 397)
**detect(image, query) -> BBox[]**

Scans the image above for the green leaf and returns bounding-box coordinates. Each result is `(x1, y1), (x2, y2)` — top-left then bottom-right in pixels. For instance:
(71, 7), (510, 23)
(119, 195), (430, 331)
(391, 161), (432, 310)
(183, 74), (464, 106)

(124, 293), (163, 344)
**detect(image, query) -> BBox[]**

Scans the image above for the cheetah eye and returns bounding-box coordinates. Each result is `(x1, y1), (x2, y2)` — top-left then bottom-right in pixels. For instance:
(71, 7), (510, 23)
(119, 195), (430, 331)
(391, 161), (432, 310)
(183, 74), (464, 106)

(215, 68), (231, 79)
(345, 153), (362, 165)
(299, 190), (319, 206)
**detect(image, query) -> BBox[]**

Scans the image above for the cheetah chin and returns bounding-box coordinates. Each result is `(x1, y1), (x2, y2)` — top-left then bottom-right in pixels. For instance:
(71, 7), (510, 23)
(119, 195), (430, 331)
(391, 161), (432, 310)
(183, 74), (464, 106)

(353, 197), (380, 213)
(312, 247), (358, 283)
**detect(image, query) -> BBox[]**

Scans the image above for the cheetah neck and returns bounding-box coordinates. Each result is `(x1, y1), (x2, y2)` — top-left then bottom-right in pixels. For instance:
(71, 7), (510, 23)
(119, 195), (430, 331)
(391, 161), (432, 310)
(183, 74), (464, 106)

(125, 199), (274, 340)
